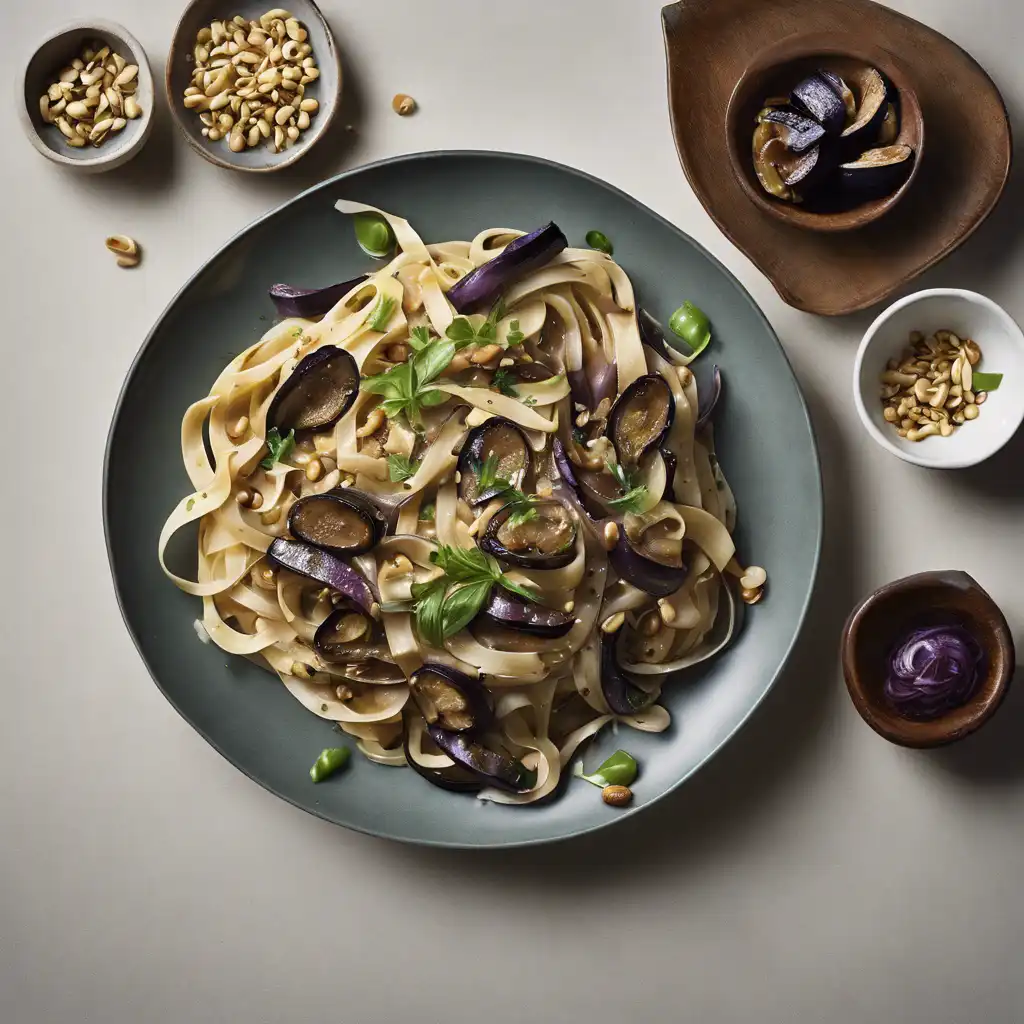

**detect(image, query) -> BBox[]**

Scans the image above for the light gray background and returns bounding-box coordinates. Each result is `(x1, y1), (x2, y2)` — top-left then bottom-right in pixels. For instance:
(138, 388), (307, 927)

(3, 1), (1022, 1021)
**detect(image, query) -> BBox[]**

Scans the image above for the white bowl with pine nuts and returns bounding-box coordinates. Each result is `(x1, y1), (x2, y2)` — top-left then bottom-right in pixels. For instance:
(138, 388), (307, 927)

(854, 289), (1024, 469)
(19, 20), (153, 172)
(166, 1), (341, 172)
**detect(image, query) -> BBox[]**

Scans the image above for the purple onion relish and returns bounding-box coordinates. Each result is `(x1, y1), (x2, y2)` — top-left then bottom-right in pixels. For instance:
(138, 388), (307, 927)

(885, 623), (984, 720)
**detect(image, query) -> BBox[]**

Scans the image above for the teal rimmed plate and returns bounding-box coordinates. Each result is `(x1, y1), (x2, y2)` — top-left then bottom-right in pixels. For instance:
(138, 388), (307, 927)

(104, 151), (821, 847)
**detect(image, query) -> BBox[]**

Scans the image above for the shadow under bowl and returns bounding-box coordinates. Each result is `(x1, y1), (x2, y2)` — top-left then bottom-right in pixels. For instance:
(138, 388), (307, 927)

(726, 32), (924, 232)
(842, 570), (1015, 747)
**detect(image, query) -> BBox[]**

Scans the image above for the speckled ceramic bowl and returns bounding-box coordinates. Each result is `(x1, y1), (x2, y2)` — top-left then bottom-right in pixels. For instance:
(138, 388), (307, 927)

(166, 0), (341, 172)
(19, 19), (154, 173)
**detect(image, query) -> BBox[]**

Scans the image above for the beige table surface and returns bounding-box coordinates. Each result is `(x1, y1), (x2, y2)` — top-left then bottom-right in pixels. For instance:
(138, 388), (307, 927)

(3, 1), (1023, 1021)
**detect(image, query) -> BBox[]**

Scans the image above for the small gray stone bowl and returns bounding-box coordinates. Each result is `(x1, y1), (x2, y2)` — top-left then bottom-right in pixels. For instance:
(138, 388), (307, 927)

(166, 0), (342, 173)
(19, 19), (154, 173)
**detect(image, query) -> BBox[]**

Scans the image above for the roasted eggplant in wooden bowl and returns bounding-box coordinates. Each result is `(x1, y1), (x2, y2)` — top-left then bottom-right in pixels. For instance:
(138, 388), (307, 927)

(726, 34), (923, 232)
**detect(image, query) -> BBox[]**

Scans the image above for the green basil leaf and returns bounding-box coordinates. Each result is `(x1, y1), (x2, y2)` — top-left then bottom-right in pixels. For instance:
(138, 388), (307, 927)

(608, 486), (649, 514)
(497, 574), (539, 604)
(575, 749), (638, 788)
(506, 319), (525, 346)
(378, 398), (408, 420)
(476, 319), (497, 344)
(971, 371), (1003, 392)
(488, 297), (507, 324)
(413, 338), (456, 387)
(441, 579), (493, 639)
(411, 577), (447, 648)
(432, 544), (495, 584)
(418, 388), (449, 408)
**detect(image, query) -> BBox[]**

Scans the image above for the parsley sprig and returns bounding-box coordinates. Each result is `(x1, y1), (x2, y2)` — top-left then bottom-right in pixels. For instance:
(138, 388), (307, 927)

(360, 335), (454, 427)
(608, 462), (649, 513)
(387, 453), (420, 482)
(410, 544), (537, 648)
(490, 367), (518, 397)
(260, 427), (296, 470)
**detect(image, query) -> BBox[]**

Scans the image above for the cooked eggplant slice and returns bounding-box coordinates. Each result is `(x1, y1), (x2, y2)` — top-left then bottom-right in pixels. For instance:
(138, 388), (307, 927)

(841, 144), (914, 200)
(457, 418), (531, 507)
(404, 719), (482, 793)
(267, 346), (359, 433)
(758, 107), (826, 153)
(608, 374), (675, 469)
(479, 589), (575, 638)
(288, 491), (388, 557)
(781, 144), (825, 187)
(427, 725), (538, 793)
(752, 123), (799, 201)
(267, 538), (375, 613)
(409, 664), (493, 733)
(313, 608), (391, 665)
(791, 73), (846, 135)
(877, 101), (899, 146)
(609, 532), (687, 599)
(600, 636), (657, 716)
(840, 67), (890, 151)
(820, 69), (856, 122)
(480, 499), (577, 570)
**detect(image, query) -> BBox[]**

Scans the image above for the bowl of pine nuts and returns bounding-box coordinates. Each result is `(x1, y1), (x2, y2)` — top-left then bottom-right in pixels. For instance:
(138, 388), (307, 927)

(854, 289), (1024, 469)
(166, 2), (341, 172)
(19, 19), (154, 172)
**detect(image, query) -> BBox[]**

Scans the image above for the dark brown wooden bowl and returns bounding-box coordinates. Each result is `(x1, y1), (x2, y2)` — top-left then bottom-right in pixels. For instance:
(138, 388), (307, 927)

(842, 571), (1015, 748)
(726, 33), (924, 232)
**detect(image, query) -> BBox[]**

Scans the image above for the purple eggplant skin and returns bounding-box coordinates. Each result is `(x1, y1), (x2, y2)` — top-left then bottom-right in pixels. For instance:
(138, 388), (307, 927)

(447, 223), (568, 313)
(287, 490), (389, 557)
(661, 449), (678, 503)
(840, 145), (915, 202)
(403, 725), (482, 793)
(267, 538), (376, 613)
(479, 589), (575, 638)
(759, 107), (826, 153)
(456, 418), (531, 507)
(409, 664), (494, 733)
(838, 67), (891, 156)
(313, 610), (393, 665)
(269, 275), (368, 319)
(601, 637), (657, 716)
(695, 365), (723, 431)
(427, 725), (538, 792)
(609, 533), (688, 599)
(266, 346), (360, 433)
(607, 374), (676, 469)
(552, 438), (579, 493)
(790, 73), (846, 136)
(479, 499), (578, 570)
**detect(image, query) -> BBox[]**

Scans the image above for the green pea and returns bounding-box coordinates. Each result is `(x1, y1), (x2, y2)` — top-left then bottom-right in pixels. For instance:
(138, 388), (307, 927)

(309, 746), (351, 783)
(668, 301), (712, 357)
(354, 212), (396, 259)
(585, 230), (613, 255)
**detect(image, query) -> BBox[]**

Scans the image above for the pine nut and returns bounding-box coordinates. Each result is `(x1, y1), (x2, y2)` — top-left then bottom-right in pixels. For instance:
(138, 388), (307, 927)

(963, 404), (980, 421)
(740, 565), (767, 590)
(227, 415), (249, 439)
(356, 408), (386, 438)
(658, 599), (676, 624)
(602, 520), (619, 551)
(305, 459), (324, 483)
(601, 612), (625, 634)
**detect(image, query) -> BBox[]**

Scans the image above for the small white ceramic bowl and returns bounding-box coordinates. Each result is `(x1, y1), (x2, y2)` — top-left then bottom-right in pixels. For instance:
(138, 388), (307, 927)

(19, 20), (154, 173)
(854, 289), (1024, 469)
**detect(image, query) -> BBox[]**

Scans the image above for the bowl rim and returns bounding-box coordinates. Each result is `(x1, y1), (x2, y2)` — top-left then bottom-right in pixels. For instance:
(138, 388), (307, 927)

(725, 31), (924, 232)
(18, 18), (154, 170)
(164, 0), (342, 174)
(841, 569), (1015, 747)
(852, 287), (1024, 469)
